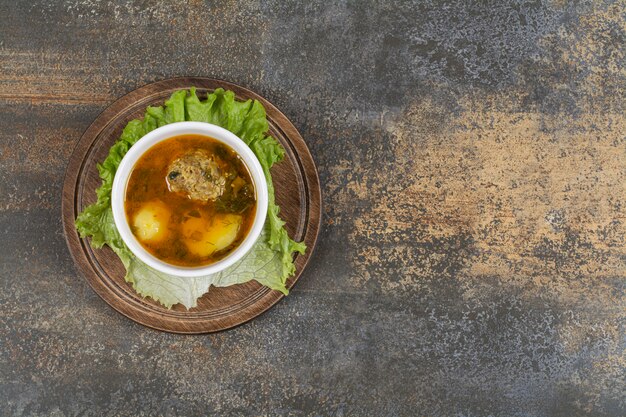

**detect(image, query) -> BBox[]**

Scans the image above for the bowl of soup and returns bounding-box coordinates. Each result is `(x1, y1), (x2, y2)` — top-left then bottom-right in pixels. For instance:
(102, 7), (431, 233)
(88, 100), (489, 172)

(111, 122), (268, 277)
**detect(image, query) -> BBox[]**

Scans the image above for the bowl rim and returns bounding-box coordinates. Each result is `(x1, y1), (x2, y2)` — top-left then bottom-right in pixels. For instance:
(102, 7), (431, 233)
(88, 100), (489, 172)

(111, 121), (269, 277)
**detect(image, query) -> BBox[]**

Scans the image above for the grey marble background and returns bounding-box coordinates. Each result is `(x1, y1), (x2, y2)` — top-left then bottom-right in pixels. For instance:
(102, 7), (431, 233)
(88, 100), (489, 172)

(1, 1), (624, 416)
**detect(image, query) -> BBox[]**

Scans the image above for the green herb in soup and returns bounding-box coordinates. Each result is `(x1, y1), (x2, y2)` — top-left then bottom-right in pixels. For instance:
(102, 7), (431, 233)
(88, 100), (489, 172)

(124, 134), (256, 267)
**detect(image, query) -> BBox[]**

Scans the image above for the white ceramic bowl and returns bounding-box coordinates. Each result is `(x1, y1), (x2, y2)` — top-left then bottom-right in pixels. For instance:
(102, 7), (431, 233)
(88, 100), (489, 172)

(111, 121), (268, 277)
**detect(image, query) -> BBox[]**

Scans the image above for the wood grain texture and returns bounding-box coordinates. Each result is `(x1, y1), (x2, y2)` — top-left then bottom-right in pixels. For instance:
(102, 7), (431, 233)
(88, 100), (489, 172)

(61, 78), (321, 333)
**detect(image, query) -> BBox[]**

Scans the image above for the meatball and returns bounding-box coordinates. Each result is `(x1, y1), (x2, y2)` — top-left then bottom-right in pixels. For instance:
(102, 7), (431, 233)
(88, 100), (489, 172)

(166, 150), (226, 201)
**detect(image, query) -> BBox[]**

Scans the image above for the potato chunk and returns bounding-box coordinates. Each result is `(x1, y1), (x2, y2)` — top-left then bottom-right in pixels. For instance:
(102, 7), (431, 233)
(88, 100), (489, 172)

(132, 200), (171, 243)
(181, 213), (242, 257)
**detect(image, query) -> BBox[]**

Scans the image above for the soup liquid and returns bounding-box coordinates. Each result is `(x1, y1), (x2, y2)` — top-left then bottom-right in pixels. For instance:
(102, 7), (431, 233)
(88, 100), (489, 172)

(124, 135), (256, 267)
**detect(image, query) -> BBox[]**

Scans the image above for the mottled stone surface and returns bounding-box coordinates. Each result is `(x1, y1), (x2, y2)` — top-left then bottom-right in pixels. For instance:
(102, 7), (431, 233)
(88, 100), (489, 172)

(1, 1), (625, 416)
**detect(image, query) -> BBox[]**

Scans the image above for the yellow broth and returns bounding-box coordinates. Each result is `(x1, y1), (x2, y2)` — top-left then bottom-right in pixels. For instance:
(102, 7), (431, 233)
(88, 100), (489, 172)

(124, 135), (257, 267)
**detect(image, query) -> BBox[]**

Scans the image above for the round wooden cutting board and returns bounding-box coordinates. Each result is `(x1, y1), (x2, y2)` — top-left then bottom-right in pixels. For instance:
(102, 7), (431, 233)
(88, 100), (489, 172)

(62, 78), (321, 334)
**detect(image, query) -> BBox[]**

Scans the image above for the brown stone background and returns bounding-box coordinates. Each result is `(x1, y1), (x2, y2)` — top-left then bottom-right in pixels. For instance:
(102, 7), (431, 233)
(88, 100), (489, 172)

(1, 1), (624, 416)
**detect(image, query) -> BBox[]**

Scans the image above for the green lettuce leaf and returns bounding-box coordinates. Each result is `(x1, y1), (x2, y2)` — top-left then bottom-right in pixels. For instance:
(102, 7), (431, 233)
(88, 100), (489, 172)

(75, 88), (305, 309)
